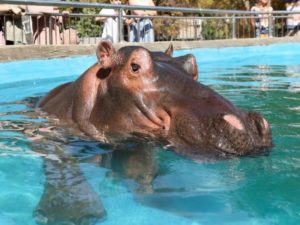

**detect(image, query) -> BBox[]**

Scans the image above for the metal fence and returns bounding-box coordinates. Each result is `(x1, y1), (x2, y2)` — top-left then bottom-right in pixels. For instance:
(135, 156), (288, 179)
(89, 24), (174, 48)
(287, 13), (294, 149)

(0, 0), (300, 46)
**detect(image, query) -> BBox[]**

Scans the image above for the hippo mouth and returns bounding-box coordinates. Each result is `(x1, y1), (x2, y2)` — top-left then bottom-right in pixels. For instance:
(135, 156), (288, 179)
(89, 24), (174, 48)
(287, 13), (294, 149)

(135, 100), (171, 137)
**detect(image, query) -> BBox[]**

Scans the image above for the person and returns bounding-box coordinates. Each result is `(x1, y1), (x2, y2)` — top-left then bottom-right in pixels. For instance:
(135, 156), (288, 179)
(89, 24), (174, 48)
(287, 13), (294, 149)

(251, 0), (273, 38)
(285, 0), (300, 36)
(0, 4), (26, 45)
(95, 0), (124, 43)
(0, 6), (6, 45)
(126, 0), (157, 42)
(0, 23), (3, 45)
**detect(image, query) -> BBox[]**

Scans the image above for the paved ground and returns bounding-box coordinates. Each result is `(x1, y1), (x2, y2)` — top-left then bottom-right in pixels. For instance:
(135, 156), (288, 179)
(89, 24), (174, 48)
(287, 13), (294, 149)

(1, 37), (300, 62)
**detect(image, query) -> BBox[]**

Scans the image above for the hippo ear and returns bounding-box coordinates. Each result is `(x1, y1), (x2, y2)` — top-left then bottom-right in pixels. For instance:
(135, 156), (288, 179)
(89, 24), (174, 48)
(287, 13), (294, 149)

(173, 54), (198, 81)
(165, 43), (173, 57)
(96, 40), (116, 68)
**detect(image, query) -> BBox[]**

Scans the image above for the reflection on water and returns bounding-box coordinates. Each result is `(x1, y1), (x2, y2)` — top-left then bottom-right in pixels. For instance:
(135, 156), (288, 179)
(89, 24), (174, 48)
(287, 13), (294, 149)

(0, 57), (300, 224)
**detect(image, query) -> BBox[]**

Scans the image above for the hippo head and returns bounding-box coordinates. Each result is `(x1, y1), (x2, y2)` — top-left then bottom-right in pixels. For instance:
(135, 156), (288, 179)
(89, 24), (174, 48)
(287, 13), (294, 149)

(92, 41), (272, 158)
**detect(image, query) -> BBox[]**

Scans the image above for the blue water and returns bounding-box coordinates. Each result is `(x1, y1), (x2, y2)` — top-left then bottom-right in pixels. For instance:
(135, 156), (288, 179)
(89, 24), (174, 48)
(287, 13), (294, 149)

(0, 43), (300, 225)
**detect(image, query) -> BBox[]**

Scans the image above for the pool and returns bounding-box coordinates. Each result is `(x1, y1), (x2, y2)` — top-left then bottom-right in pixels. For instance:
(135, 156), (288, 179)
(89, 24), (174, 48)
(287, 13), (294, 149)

(0, 43), (300, 225)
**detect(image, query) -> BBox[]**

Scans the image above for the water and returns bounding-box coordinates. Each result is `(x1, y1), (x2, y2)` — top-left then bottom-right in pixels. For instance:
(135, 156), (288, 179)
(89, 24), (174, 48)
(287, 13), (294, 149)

(0, 43), (300, 225)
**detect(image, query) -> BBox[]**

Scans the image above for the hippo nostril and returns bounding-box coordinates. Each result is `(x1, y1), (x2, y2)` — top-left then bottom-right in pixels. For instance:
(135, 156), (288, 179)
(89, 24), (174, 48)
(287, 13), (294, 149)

(254, 117), (269, 137)
(262, 117), (269, 130)
(247, 112), (270, 135)
(223, 114), (244, 130)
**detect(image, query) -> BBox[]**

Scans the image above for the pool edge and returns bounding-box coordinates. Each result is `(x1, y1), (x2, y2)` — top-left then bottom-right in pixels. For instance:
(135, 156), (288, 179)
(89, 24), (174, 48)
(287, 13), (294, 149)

(1, 37), (300, 62)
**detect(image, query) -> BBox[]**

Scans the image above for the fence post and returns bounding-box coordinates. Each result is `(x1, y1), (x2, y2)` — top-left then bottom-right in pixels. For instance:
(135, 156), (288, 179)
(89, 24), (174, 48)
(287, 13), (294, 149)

(268, 13), (273, 37)
(137, 19), (140, 42)
(193, 19), (197, 40)
(49, 16), (53, 45)
(232, 14), (236, 39)
(118, 8), (123, 42)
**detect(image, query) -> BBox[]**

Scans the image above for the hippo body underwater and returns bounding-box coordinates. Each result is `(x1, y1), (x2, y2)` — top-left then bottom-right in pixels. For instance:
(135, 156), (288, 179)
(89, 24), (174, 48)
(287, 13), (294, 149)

(40, 41), (272, 157)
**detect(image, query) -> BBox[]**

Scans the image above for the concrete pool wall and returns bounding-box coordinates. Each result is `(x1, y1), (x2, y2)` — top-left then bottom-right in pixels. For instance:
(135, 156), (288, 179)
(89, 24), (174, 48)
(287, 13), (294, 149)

(1, 37), (300, 62)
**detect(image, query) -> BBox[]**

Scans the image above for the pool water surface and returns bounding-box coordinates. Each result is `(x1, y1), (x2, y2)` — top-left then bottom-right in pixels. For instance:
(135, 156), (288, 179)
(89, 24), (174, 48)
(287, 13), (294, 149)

(0, 43), (300, 225)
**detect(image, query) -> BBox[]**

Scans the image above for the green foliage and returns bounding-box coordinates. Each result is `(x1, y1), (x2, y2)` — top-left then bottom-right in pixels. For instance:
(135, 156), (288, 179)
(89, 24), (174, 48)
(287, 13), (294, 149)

(75, 19), (101, 38)
(154, 17), (180, 40)
(62, 0), (105, 37)
(202, 19), (230, 40)
(75, 8), (102, 38)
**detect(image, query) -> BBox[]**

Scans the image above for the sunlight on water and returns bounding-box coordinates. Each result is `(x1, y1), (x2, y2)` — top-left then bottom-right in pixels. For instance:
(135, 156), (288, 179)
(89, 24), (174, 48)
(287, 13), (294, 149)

(0, 43), (300, 225)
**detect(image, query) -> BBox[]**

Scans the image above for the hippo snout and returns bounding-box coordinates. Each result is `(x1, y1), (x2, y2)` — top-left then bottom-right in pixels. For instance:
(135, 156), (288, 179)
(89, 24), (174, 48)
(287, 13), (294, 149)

(169, 110), (272, 157)
(222, 112), (272, 151)
(218, 111), (272, 156)
(221, 111), (273, 156)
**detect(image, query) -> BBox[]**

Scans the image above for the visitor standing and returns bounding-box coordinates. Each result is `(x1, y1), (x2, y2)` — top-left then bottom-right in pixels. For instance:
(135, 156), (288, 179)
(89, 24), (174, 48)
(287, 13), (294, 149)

(127, 0), (156, 42)
(285, 0), (300, 36)
(96, 0), (124, 43)
(251, 0), (273, 38)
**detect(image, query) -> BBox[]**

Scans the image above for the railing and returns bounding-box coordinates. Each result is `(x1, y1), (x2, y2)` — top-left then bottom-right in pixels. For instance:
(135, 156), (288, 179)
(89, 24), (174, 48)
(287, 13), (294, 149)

(0, 0), (300, 46)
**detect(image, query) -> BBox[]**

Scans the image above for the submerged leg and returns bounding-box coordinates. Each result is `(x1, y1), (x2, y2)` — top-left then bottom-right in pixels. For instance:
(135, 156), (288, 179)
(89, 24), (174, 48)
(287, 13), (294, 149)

(101, 143), (157, 194)
(34, 156), (105, 225)
(2, 99), (106, 225)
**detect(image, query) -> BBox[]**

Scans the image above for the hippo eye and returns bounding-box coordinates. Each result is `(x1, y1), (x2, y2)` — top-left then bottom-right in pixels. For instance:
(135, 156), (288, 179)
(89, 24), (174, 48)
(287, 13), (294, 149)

(131, 63), (140, 72)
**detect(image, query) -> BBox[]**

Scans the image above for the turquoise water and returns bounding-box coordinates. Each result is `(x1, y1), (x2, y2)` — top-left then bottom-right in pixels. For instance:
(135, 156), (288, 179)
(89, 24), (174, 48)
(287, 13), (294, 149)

(0, 43), (300, 225)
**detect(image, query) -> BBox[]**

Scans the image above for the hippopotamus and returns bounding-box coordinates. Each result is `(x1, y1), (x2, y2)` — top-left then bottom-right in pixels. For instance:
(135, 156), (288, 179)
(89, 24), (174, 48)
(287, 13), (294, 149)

(39, 41), (272, 158)
(33, 41), (273, 225)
